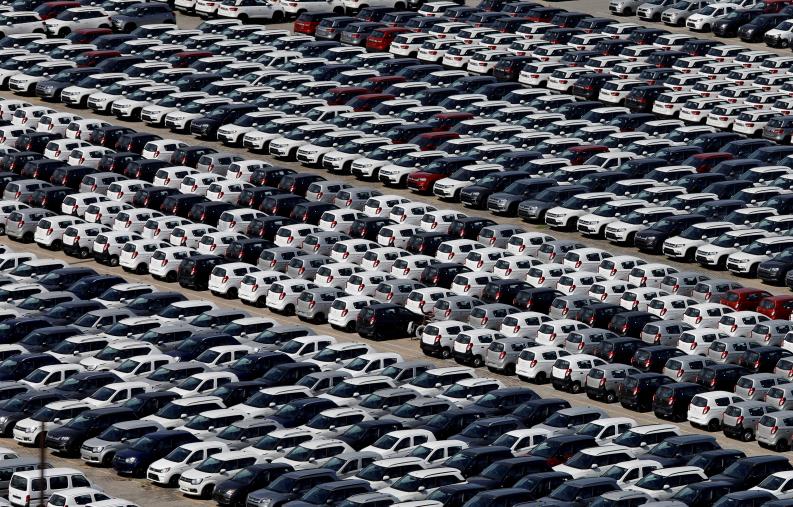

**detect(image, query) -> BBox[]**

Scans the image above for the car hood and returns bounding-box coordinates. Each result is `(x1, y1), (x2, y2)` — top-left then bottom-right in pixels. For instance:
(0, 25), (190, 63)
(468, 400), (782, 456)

(489, 192), (523, 202)
(520, 199), (554, 209)
(248, 490), (290, 504)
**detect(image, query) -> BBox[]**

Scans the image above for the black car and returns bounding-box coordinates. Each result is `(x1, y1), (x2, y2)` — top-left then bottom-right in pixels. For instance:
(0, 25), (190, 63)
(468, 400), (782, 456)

(447, 217), (497, 240)
(0, 151), (44, 173)
(609, 311), (662, 338)
(530, 435), (598, 467)
(675, 173), (727, 194)
(596, 336), (644, 364)
(481, 279), (533, 304)
(187, 201), (235, 226)
(114, 132), (161, 154)
(670, 481), (737, 507)
(513, 288), (564, 313)
(518, 185), (588, 222)
(289, 202), (337, 226)
(46, 406), (136, 455)
(191, 103), (259, 140)
(258, 362), (321, 388)
(468, 456), (551, 488)
(170, 145), (217, 167)
(260, 194), (309, 217)
(250, 167), (296, 187)
(511, 398), (571, 427)
(35, 67), (99, 101)
(15, 132), (62, 154)
(742, 346), (793, 373)
(473, 387), (538, 416)
(738, 12), (788, 42)
(213, 463), (295, 507)
(349, 217), (397, 241)
(40, 300), (103, 326)
(267, 398), (336, 428)
(67, 274), (126, 300)
(687, 449), (747, 477)
(405, 232), (452, 256)
(634, 214), (707, 253)
(419, 263), (471, 289)
(132, 186), (179, 210)
(122, 391), (180, 418)
(443, 446), (513, 478)
(624, 85), (668, 112)
(97, 151), (141, 174)
(20, 160), (64, 183)
(0, 390), (65, 436)
(357, 304), (424, 341)
(28, 185), (70, 212)
(247, 216), (297, 241)
(126, 291), (186, 316)
(426, 483), (487, 507)
(161, 193), (208, 218)
(632, 345), (686, 373)
(460, 171), (528, 209)
(513, 472), (572, 502)
(619, 372), (676, 412)
(571, 72), (614, 100)
(697, 364), (749, 391)
(177, 254), (224, 291)
(50, 371), (121, 400)
(225, 239), (273, 265)
(167, 331), (239, 362)
(417, 406), (487, 440)
(578, 303), (629, 329)
(337, 420), (404, 450)
(759, 249), (793, 285)
(123, 159), (169, 181)
(652, 382), (709, 421)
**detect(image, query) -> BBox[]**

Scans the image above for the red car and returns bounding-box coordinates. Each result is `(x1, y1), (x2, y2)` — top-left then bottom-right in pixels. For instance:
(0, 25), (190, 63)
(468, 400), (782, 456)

(365, 26), (410, 52)
(686, 152), (734, 173)
(66, 27), (112, 44)
(427, 112), (474, 131)
(410, 131), (460, 151)
(34, 1), (80, 20)
(720, 288), (773, 311)
(293, 12), (337, 35)
(362, 75), (407, 93)
(757, 295), (793, 320)
(323, 86), (370, 106)
(346, 93), (395, 112)
(74, 50), (121, 68)
(563, 145), (609, 165)
(167, 51), (213, 68)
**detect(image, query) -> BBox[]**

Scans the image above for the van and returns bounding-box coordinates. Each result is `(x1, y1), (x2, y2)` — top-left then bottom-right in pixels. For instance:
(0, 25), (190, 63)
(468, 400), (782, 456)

(8, 467), (93, 507)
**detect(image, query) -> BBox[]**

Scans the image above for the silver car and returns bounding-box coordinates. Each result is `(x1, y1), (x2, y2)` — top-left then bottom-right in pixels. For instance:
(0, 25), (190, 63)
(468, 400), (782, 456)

(468, 303), (520, 330)
(357, 387), (421, 419)
(478, 225), (526, 249)
(2, 179), (51, 203)
(306, 180), (351, 204)
(485, 336), (535, 375)
(534, 407), (609, 436)
(537, 240), (587, 263)
(258, 247), (307, 272)
(659, 272), (711, 297)
(549, 295), (599, 320)
(380, 360), (434, 385)
(195, 152), (244, 175)
(734, 373), (789, 401)
(640, 320), (694, 346)
(691, 279), (743, 303)
(334, 187), (383, 211)
(431, 296), (483, 322)
(707, 336), (759, 364)
(144, 361), (210, 390)
(757, 409), (793, 451)
(296, 287), (348, 323)
(662, 355), (715, 383)
(636, 0), (676, 19)
(5, 208), (55, 242)
(303, 231), (349, 256)
(661, 0), (714, 26)
(80, 420), (164, 465)
(285, 254), (335, 279)
(723, 400), (778, 442)
(564, 329), (619, 355)
(71, 308), (136, 333)
(751, 319), (793, 347)
(764, 383), (793, 410)
(374, 279), (426, 306)
(295, 370), (352, 394)
(325, 451), (379, 479)
(214, 419), (280, 450)
(78, 172), (126, 195)
(585, 363), (642, 403)
(381, 397), (456, 428)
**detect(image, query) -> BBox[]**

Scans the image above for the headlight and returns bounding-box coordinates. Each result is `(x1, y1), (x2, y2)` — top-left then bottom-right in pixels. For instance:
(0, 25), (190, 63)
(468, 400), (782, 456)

(526, 206), (539, 212)
(768, 267), (781, 273)
(93, 446), (104, 453)
(24, 426), (36, 433)
(189, 477), (203, 485)
(259, 499), (273, 507)
(125, 457), (137, 464)
(0, 416), (9, 425)
(160, 467), (171, 473)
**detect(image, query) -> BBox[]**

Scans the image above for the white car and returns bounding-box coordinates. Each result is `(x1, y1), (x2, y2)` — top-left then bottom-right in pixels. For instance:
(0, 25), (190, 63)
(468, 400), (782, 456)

(44, 7), (110, 37)
(178, 450), (263, 498)
(147, 441), (229, 487)
(0, 12), (45, 37)
(208, 262), (260, 298)
(686, 2), (737, 31)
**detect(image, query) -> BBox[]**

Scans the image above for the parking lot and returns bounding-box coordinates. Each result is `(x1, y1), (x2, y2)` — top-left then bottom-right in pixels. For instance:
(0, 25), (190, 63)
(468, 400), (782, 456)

(6, 0), (793, 505)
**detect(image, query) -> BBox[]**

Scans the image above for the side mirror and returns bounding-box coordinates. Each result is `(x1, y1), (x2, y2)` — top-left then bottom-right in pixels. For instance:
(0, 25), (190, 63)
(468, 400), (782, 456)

(640, 441), (648, 448)
(178, 315), (185, 320)
(418, 486), (426, 492)
(211, 323), (217, 329)
(435, 383), (442, 388)
(268, 402), (276, 408)
(208, 426), (216, 432)
(329, 425), (336, 431)
(73, 351), (79, 356)
(335, 358), (342, 363)
(567, 423), (573, 428)
(180, 413), (188, 419)
(308, 457), (316, 463)
(240, 332), (246, 338)
(466, 394), (472, 399)
(240, 436), (247, 442)
(121, 436), (127, 442)
(353, 392), (360, 398)
(276, 445), (284, 451)
(591, 463), (599, 469)
(114, 357), (120, 362)
(382, 475), (390, 481)
(220, 469), (228, 475)
(53, 418), (60, 423)
(663, 484), (670, 490)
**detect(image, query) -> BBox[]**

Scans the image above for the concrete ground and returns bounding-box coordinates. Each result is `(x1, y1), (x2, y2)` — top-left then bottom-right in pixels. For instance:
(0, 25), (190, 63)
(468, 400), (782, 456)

(1, 3), (792, 505)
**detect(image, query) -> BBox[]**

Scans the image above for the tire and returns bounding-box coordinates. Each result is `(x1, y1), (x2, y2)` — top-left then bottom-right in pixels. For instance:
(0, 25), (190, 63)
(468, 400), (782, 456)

(395, 1), (405, 7)
(0, 223), (5, 235)
(707, 419), (720, 432)
(22, 232), (33, 243)
(102, 452), (115, 466)
(51, 239), (61, 250)
(168, 474), (180, 487)
(238, 14), (248, 22)
(108, 255), (119, 267)
(345, 322), (356, 332)
(472, 355), (483, 368)
(505, 363), (516, 376)
(256, 296), (266, 308)
(226, 287), (237, 299)
(741, 427), (754, 442)
(272, 11), (283, 22)
(283, 304), (294, 316)
(776, 439), (790, 452)
(605, 391), (617, 403)
(534, 372), (547, 384)
(135, 263), (147, 275)
(333, 7), (344, 14)
(58, 28), (70, 37)
(165, 271), (177, 283)
(440, 347), (451, 360)
(570, 381), (582, 393)
(125, 23), (136, 32)
(201, 485), (214, 500)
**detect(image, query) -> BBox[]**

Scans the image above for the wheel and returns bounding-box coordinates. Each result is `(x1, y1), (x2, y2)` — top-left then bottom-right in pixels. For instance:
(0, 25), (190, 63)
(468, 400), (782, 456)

(58, 28), (70, 37)
(22, 232), (33, 243)
(345, 322), (356, 332)
(134, 263), (147, 275)
(108, 255), (119, 267)
(78, 247), (90, 259)
(395, 1), (405, 7)
(125, 23), (136, 32)
(776, 439), (790, 452)
(472, 355), (483, 368)
(604, 391), (617, 403)
(534, 372), (547, 384)
(271, 11), (283, 22)
(165, 271), (177, 283)
(201, 484), (214, 499)
(0, 223), (5, 234)
(741, 427), (754, 442)
(570, 381), (582, 394)
(256, 296), (267, 308)
(51, 239), (61, 250)
(313, 313), (325, 324)
(238, 13), (248, 22)
(168, 474), (180, 487)
(283, 304), (294, 316)
(706, 419), (720, 432)
(101, 452), (115, 466)
(504, 363), (516, 376)
(440, 347), (451, 360)
(226, 287), (237, 299)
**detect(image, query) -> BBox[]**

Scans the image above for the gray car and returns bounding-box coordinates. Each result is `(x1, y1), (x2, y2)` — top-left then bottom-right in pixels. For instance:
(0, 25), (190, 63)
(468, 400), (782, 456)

(78, 172), (126, 195)
(373, 279), (425, 306)
(325, 451), (379, 479)
(734, 373), (789, 401)
(430, 296), (483, 323)
(478, 225), (526, 249)
(707, 336), (759, 364)
(662, 355), (715, 383)
(80, 420), (164, 466)
(137, 323), (196, 352)
(723, 400), (779, 442)
(763, 383), (793, 410)
(536, 240), (587, 263)
(381, 397), (456, 428)
(661, 0), (713, 25)
(691, 279), (743, 303)
(334, 188), (383, 211)
(296, 287), (348, 323)
(468, 303), (520, 330)
(358, 387), (422, 419)
(750, 319), (793, 347)
(640, 320), (694, 346)
(2, 180), (51, 203)
(757, 409), (793, 451)
(635, 0), (676, 19)
(110, 3), (175, 32)
(585, 363), (642, 403)
(549, 295), (599, 320)
(71, 308), (136, 333)
(485, 336), (535, 375)
(258, 247), (307, 272)
(564, 328), (618, 355)
(286, 254), (335, 279)
(5, 208), (55, 242)
(214, 419), (280, 451)
(295, 370), (352, 394)
(246, 325), (316, 352)
(534, 407), (609, 436)
(659, 272), (711, 297)
(145, 361), (210, 390)
(381, 360), (434, 385)
(306, 180), (352, 204)
(194, 153), (245, 175)
(303, 231), (349, 256)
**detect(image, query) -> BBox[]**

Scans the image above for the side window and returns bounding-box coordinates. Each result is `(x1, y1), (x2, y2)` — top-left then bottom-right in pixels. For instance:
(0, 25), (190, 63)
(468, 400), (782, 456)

(49, 476), (68, 490)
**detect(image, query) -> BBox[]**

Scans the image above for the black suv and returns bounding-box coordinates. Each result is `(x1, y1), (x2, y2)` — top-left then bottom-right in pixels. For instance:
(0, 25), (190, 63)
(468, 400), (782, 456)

(652, 382), (709, 421)
(619, 372), (675, 411)
(357, 304), (424, 341)
(177, 254), (225, 291)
